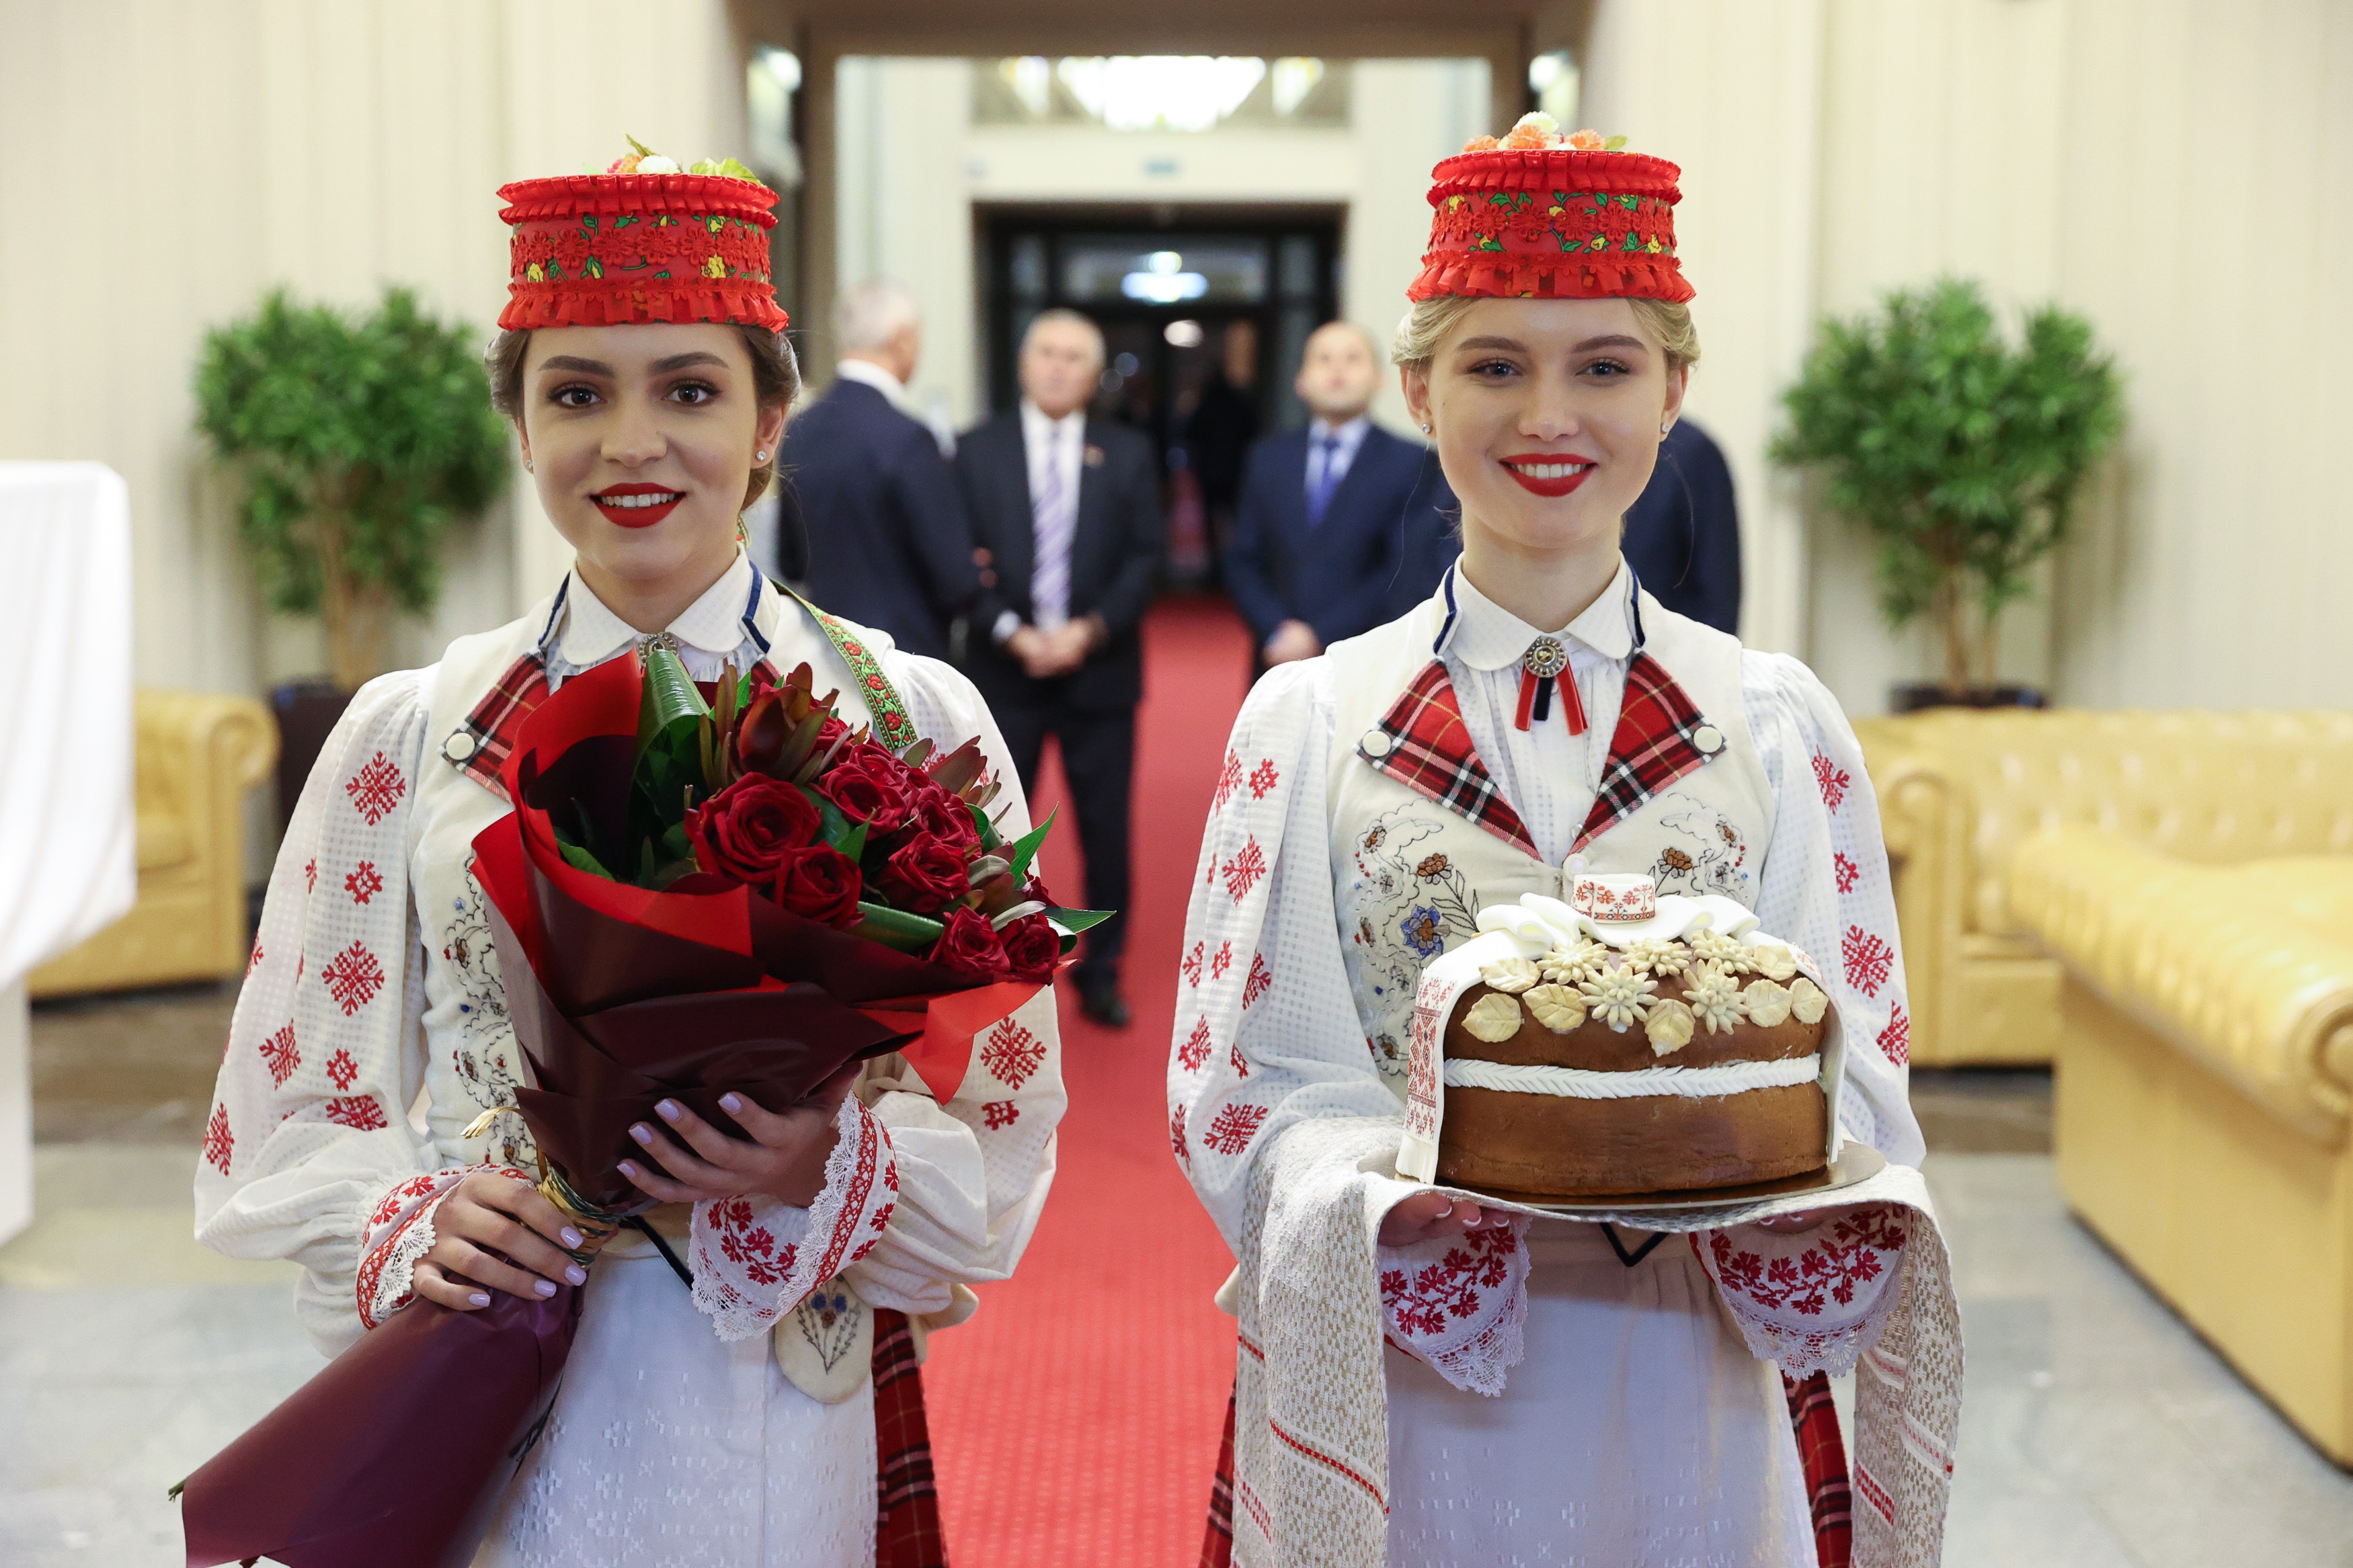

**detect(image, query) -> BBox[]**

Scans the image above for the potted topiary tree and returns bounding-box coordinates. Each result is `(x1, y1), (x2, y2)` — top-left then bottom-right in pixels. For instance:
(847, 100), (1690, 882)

(1772, 277), (2123, 710)
(196, 286), (509, 819)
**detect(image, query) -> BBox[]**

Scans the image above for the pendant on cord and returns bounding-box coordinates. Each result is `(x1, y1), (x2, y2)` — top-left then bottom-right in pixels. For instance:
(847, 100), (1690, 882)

(1514, 636), (1587, 735)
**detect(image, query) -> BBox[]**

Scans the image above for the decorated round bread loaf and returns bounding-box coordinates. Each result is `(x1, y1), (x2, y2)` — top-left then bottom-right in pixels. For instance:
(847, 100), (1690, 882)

(1435, 928), (1830, 1197)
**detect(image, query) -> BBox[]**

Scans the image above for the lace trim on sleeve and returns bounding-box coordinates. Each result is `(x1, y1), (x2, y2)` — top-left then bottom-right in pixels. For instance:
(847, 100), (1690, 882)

(1376, 1216), (1532, 1396)
(690, 1096), (900, 1342)
(1691, 1202), (1909, 1378)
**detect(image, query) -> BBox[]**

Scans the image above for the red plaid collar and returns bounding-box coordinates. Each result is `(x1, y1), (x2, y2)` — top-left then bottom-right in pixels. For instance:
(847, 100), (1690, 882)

(1357, 650), (1723, 861)
(442, 651), (784, 804)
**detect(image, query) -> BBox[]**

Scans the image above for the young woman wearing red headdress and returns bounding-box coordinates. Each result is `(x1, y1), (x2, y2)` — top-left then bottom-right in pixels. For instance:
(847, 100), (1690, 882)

(194, 147), (1060, 1565)
(1172, 116), (1964, 1566)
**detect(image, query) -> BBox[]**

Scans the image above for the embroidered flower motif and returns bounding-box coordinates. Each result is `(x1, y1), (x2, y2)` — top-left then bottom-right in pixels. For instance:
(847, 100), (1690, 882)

(321, 941), (387, 1015)
(1523, 983), (1587, 1033)
(982, 1100), (1020, 1130)
(1221, 837), (1269, 903)
(1685, 962), (1747, 1034)
(1645, 997), (1696, 1055)
(1178, 1017), (1213, 1072)
(1622, 937), (1689, 978)
(1834, 852), (1860, 894)
(1578, 964), (1655, 1032)
(202, 1102), (233, 1173)
(1812, 753), (1851, 812)
(1201, 1102), (1268, 1155)
(1414, 854), (1451, 879)
(1843, 925), (1895, 996)
(1878, 1004), (1911, 1065)
(1477, 956), (1541, 994)
(260, 1024), (301, 1087)
(1401, 905), (1444, 958)
(1541, 939), (1609, 986)
(1247, 759), (1280, 798)
(344, 862), (384, 905)
(1181, 942), (1204, 987)
(1210, 940), (1234, 980)
(1242, 952), (1275, 1009)
(344, 752), (407, 825)
(1363, 825), (1386, 851)
(1213, 751), (1244, 809)
(979, 1018), (1046, 1089)
(1380, 1225), (1515, 1337)
(327, 1048), (358, 1090)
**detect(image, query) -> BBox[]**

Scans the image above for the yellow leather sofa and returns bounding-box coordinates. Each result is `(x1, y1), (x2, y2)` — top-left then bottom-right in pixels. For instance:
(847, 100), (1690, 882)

(1849, 709), (2353, 1066)
(30, 690), (277, 997)
(2007, 827), (2353, 1462)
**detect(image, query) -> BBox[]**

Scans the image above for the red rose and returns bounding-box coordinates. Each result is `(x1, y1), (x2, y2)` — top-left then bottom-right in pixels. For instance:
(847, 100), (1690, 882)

(876, 832), (973, 916)
(910, 783), (982, 850)
(685, 774), (822, 886)
(772, 845), (864, 927)
(930, 906), (1010, 982)
(815, 753), (911, 831)
(1000, 913), (1061, 983)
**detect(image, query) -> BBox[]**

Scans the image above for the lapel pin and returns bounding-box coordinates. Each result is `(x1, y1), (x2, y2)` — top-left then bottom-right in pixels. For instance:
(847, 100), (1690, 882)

(1083, 444), (1105, 468)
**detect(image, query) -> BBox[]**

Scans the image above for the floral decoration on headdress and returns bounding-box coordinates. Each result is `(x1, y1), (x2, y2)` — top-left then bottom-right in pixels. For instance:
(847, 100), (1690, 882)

(496, 138), (787, 333)
(1410, 112), (1693, 304)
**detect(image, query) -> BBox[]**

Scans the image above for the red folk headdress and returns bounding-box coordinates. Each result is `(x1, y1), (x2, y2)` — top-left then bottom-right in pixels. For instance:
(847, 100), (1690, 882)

(1409, 114), (1693, 304)
(497, 143), (789, 333)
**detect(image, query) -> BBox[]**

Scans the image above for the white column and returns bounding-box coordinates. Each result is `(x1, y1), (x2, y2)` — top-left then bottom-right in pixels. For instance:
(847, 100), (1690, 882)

(0, 981), (26, 1247)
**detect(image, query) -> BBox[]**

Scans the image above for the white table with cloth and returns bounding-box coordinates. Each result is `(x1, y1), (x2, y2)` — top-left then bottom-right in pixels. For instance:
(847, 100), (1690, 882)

(0, 462), (136, 1245)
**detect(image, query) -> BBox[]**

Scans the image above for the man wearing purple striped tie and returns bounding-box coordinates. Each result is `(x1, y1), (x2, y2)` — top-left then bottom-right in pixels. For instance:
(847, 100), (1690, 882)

(955, 310), (1167, 1026)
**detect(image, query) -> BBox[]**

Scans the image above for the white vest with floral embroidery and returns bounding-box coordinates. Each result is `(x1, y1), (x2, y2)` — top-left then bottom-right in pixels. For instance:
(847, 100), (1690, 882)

(1324, 579), (1776, 1084)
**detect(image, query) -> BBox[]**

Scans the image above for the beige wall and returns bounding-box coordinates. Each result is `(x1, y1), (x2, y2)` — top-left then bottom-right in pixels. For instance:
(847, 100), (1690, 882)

(0, 0), (750, 700)
(1588, 0), (2353, 713)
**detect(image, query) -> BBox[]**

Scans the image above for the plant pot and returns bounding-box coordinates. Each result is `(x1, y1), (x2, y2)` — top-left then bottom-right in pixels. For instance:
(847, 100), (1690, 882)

(1887, 682), (2049, 714)
(272, 679), (355, 830)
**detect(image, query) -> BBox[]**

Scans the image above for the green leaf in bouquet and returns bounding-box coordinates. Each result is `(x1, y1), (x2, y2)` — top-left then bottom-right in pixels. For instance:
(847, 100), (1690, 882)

(558, 836), (616, 880)
(1005, 807), (1056, 886)
(1045, 906), (1114, 954)
(635, 643), (711, 766)
(799, 786), (869, 862)
(970, 802), (1005, 852)
(850, 900), (946, 953)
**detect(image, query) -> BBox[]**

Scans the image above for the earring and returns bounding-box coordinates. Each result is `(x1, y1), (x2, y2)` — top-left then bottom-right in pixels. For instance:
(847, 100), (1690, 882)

(1659, 423), (1671, 436)
(754, 449), (768, 462)
(1420, 422), (1433, 436)
(522, 458), (533, 472)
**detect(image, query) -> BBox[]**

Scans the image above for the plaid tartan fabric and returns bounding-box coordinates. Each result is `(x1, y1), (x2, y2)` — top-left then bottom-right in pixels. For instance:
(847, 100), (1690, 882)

(1198, 1387), (1238, 1567)
(450, 653), (551, 802)
(1784, 1369), (1853, 1568)
(873, 1307), (949, 1568)
(1359, 659), (1540, 858)
(1572, 650), (1719, 854)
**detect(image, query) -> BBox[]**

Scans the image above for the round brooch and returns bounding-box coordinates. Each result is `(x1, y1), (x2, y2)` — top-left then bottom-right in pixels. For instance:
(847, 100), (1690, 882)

(1521, 636), (1569, 679)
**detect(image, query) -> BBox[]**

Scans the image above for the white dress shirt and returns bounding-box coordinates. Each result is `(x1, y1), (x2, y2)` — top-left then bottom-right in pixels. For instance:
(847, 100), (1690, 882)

(1305, 413), (1372, 505)
(1013, 398), (1087, 634)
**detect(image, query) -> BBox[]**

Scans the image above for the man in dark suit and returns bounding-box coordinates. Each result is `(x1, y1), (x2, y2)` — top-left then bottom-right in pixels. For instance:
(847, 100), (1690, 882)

(1226, 321), (1453, 667)
(1620, 417), (1741, 634)
(956, 310), (1165, 1026)
(772, 278), (977, 659)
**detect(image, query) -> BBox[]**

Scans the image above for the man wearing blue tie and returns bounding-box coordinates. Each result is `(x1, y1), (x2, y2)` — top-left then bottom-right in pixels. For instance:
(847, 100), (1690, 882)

(1224, 321), (1453, 669)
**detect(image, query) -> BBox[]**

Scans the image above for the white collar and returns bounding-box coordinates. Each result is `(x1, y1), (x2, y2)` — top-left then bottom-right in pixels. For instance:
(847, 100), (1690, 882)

(549, 551), (772, 670)
(1309, 413), (1371, 448)
(834, 358), (908, 404)
(1441, 556), (1636, 671)
(1021, 399), (1085, 440)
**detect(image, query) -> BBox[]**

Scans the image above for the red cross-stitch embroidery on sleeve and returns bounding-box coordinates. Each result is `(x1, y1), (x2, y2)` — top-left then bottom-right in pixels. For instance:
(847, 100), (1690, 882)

(1706, 1207), (1907, 1315)
(978, 1018), (1045, 1089)
(1812, 753), (1850, 812)
(1230, 1041), (1250, 1079)
(1181, 942), (1204, 987)
(1210, 940), (1234, 980)
(1243, 952), (1274, 1010)
(1222, 838), (1268, 903)
(982, 1100), (1020, 1130)
(1247, 759), (1280, 799)
(344, 861), (385, 905)
(1213, 751), (1244, 809)
(1201, 1102), (1267, 1155)
(327, 1048), (358, 1090)
(305, 859), (317, 894)
(245, 941), (263, 977)
(1178, 1017), (1213, 1072)
(1380, 1226), (1514, 1337)
(321, 942), (387, 1015)
(1170, 1102), (1190, 1165)
(203, 1103), (233, 1173)
(346, 752), (409, 825)
(1841, 925), (1894, 997)
(1878, 1004), (1910, 1066)
(260, 1024), (301, 1088)
(325, 1096), (388, 1130)
(1833, 852), (1860, 894)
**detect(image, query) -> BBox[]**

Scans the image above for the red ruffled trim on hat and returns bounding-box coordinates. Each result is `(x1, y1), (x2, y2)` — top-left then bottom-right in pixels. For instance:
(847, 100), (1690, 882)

(1424, 148), (1685, 206)
(497, 279), (789, 333)
(1406, 254), (1693, 304)
(497, 172), (779, 230)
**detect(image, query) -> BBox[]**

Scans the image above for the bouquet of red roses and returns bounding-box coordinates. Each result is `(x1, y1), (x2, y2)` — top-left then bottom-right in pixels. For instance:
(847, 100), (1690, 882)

(177, 648), (1099, 1568)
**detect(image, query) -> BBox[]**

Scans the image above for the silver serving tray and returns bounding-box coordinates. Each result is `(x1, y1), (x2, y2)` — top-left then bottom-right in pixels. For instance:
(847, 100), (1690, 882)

(1451, 1142), (1888, 1218)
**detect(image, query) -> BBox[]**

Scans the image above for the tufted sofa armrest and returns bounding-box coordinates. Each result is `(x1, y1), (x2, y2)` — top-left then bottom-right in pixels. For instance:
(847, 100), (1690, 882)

(2007, 825), (2353, 1142)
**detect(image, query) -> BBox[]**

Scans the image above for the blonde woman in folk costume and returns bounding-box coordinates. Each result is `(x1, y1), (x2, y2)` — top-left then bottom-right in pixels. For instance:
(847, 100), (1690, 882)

(195, 147), (1064, 1565)
(1173, 116), (1963, 1567)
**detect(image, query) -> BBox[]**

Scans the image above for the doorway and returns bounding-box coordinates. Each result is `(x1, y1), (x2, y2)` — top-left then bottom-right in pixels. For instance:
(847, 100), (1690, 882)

(976, 205), (1343, 583)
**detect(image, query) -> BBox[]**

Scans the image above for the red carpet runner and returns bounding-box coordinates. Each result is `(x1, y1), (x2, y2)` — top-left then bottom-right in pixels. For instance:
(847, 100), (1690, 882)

(923, 597), (1255, 1565)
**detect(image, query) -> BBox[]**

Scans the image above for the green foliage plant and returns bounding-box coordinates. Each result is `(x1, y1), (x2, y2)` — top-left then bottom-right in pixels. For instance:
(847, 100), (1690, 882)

(1771, 277), (2124, 694)
(196, 286), (509, 691)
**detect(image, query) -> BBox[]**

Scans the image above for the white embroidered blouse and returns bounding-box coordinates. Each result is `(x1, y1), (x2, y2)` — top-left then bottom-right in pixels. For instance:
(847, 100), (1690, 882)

(195, 553), (1064, 1356)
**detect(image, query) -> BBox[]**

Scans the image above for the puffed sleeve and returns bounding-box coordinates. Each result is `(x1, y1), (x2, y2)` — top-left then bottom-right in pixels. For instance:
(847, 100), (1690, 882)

(681, 647), (1068, 1342)
(1739, 650), (1922, 1165)
(194, 669), (450, 1356)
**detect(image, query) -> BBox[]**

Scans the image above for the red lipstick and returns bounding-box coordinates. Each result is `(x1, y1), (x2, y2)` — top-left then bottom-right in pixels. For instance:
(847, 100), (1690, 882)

(592, 482), (685, 528)
(1499, 454), (1596, 499)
